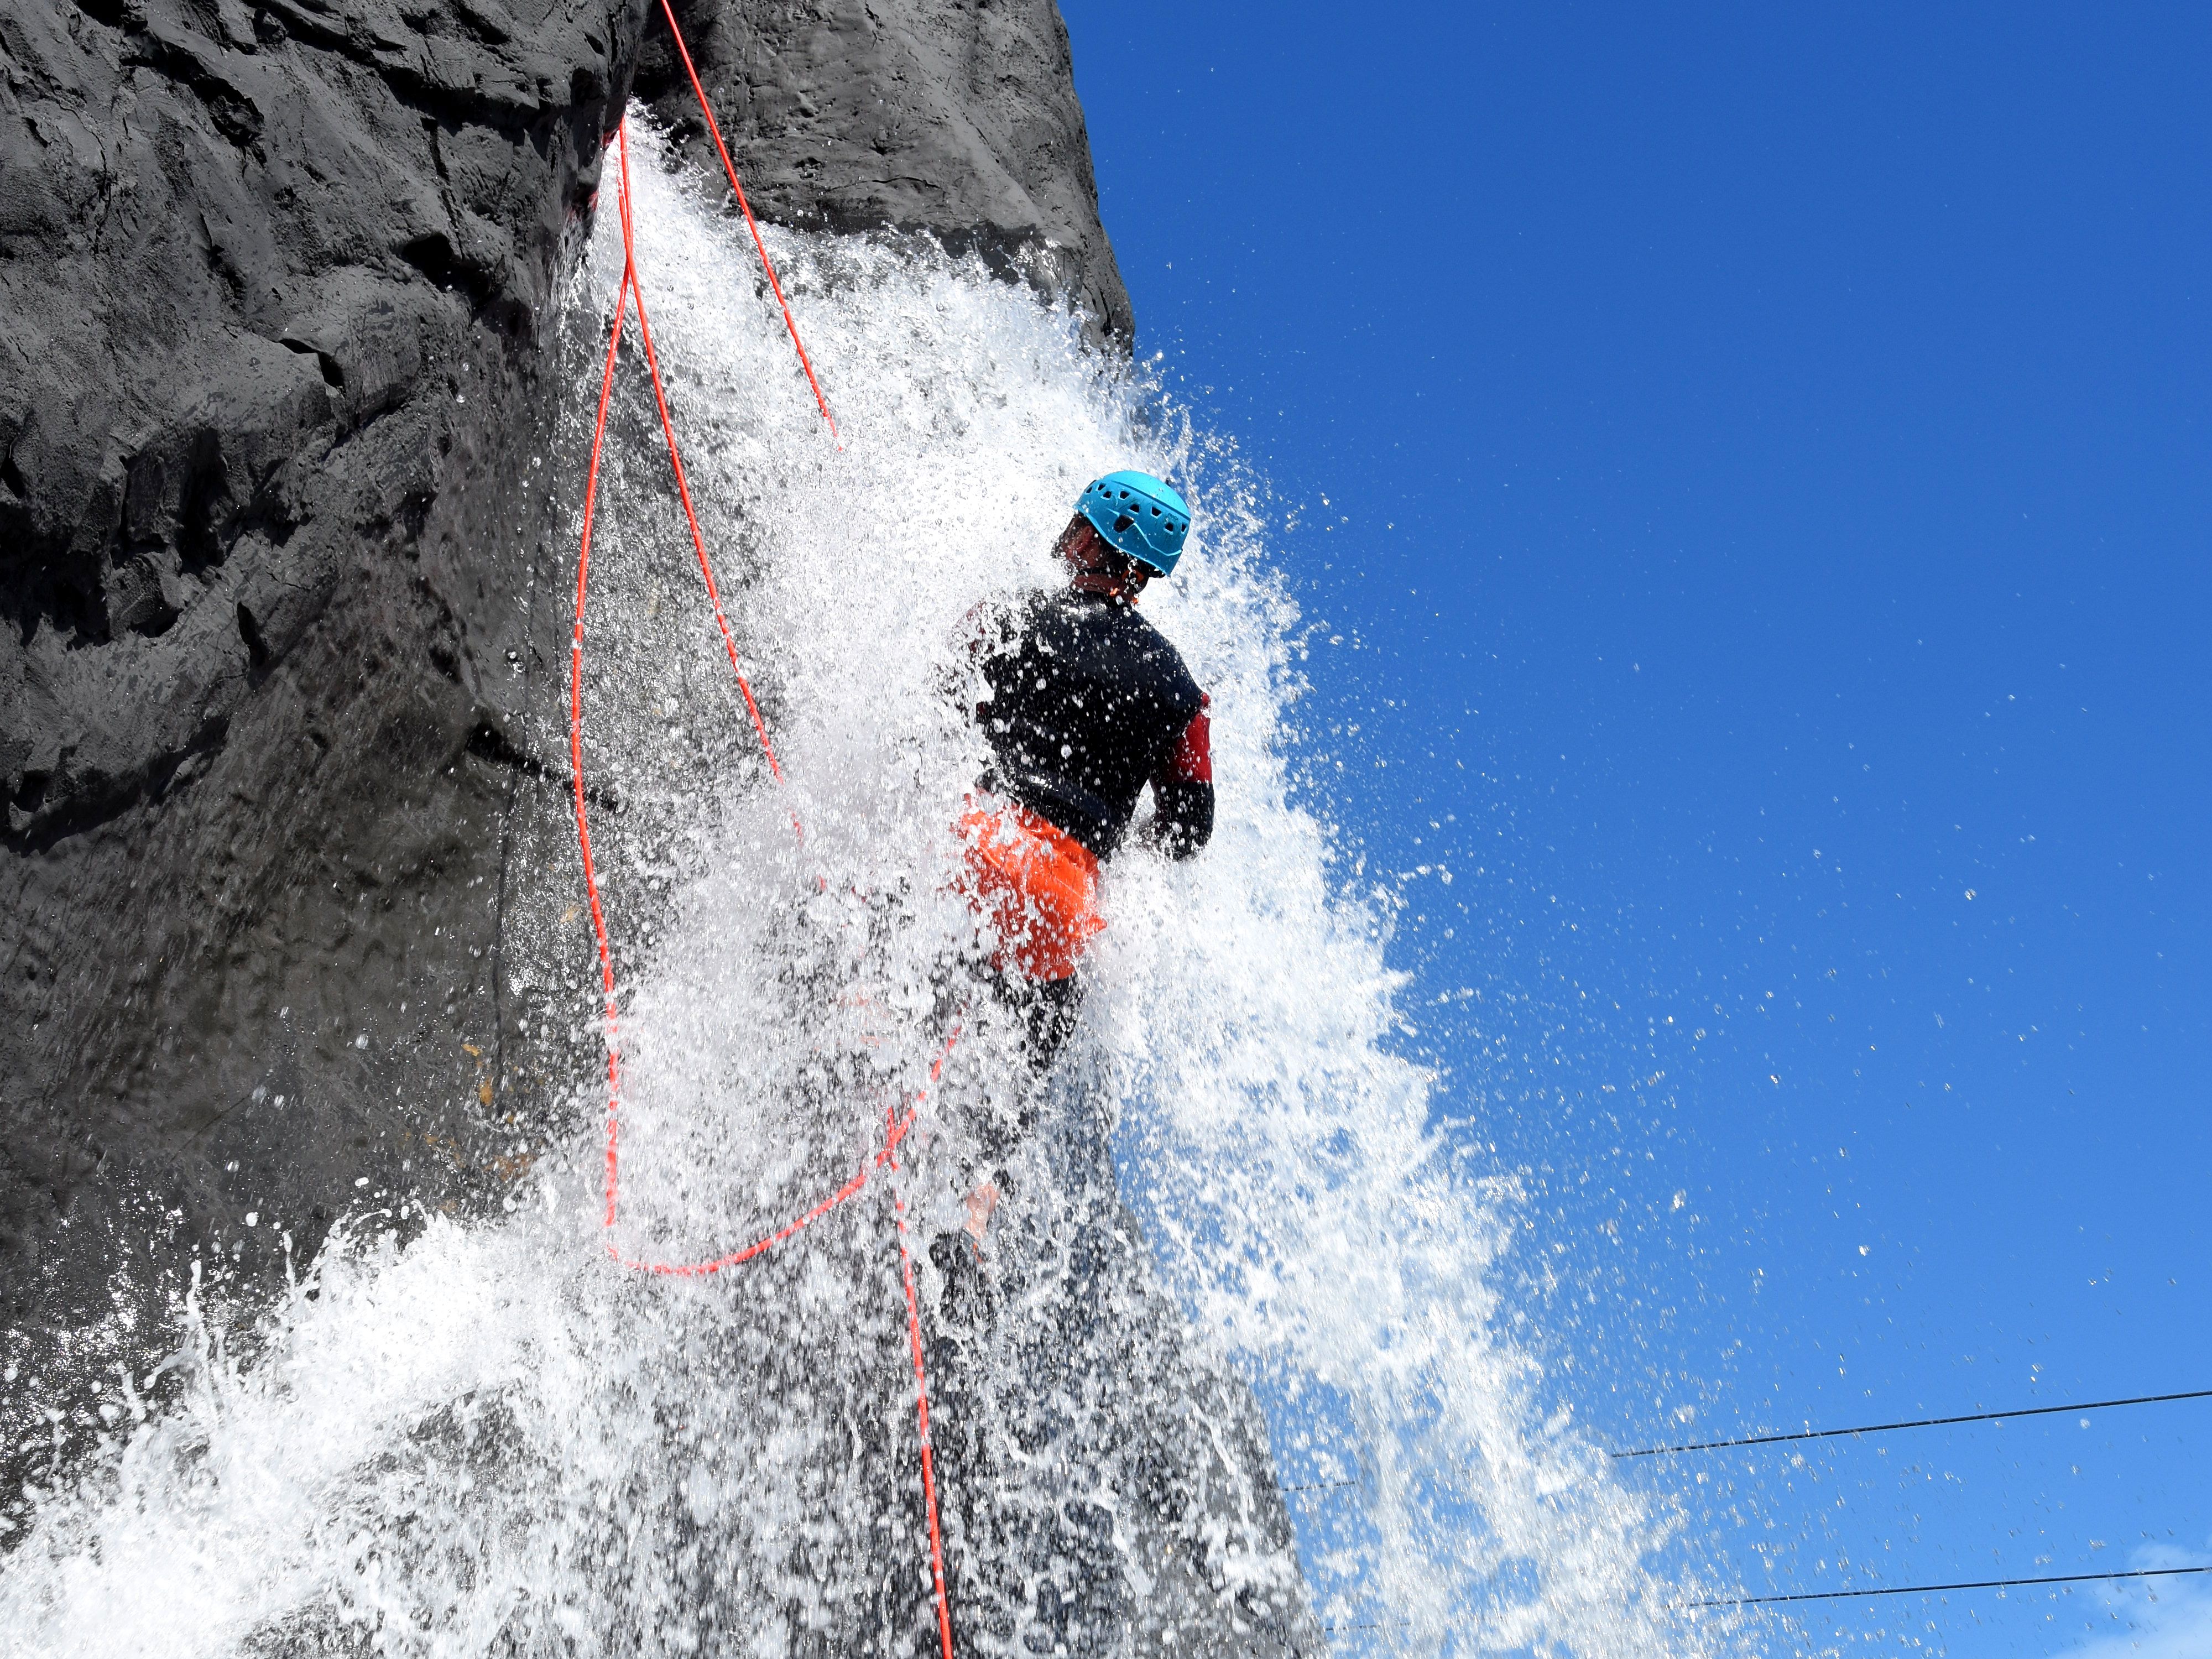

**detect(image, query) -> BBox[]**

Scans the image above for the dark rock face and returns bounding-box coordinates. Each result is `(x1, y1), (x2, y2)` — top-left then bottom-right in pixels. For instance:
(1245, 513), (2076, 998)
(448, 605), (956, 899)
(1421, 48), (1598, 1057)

(0, 0), (649, 1459)
(637, 0), (1131, 349)
(0, 0), (1128, 1436)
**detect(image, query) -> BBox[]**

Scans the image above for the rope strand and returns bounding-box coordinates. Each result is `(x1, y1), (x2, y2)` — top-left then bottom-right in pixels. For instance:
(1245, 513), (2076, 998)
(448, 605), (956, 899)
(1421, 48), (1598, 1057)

(568, 112), (956, 1654)
(889, 1104), (959, 1659)
(656, 0), (839, 442)
(613, 122), (785, 782)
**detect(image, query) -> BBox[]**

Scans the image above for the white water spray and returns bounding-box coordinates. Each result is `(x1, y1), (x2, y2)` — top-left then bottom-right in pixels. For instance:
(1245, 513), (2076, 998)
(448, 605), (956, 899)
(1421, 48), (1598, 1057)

(0, 116), (1759, 1658)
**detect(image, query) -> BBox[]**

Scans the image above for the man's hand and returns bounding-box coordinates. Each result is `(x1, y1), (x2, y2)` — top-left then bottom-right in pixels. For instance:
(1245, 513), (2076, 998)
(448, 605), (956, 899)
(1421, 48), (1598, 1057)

(962, 1181), (1000, 1249)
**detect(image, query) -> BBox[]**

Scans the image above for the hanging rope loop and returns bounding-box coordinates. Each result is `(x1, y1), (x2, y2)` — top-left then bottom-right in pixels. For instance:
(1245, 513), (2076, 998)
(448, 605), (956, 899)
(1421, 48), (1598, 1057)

(567, 84), (954, 1658)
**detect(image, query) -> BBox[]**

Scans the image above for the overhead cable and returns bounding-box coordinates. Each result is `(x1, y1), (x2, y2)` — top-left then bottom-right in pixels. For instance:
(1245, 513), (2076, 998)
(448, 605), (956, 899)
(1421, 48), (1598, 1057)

(1613, 1388), (2212, 1458)
(1689, 1564), (2211, 1608)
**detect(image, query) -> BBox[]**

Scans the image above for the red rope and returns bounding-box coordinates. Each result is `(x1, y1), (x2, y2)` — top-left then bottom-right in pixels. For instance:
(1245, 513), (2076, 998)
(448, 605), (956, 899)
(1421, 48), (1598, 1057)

(657, 0), (839, 444)
(571, 247), (631, 1229)
(569, 113), (957, 1652)
(606, 1076), (948, 1279)
(614, 124), (785, 783)
(889, 1103), (959, 1659)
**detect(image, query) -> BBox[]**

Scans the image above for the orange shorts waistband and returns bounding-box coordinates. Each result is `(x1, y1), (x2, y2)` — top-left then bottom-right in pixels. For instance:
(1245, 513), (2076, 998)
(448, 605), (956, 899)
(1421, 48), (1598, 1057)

(955, 794), (1104, 983)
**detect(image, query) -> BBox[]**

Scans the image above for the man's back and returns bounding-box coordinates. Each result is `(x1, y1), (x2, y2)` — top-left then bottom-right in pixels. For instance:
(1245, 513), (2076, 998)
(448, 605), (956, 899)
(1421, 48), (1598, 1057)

(971, 588), (1210, 860)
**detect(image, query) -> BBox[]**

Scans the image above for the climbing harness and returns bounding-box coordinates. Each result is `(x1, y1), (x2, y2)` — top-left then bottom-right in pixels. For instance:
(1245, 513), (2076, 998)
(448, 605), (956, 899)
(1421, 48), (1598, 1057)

(566, 32), (954, 1655)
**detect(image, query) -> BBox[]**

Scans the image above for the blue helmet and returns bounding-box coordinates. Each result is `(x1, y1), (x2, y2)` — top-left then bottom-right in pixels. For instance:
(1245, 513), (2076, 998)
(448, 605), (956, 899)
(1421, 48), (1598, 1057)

(1077, 471), (1191, 577)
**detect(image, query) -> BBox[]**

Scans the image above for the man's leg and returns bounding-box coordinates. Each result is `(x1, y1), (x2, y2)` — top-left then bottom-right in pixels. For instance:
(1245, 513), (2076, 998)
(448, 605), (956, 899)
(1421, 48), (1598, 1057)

(1017, 972), (1083, 1077)
(953, 968), (1083, 1257)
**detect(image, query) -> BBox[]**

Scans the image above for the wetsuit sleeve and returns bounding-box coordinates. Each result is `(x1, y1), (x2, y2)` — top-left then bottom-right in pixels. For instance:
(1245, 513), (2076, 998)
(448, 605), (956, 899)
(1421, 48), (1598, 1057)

(1146, 694), (1214, 859)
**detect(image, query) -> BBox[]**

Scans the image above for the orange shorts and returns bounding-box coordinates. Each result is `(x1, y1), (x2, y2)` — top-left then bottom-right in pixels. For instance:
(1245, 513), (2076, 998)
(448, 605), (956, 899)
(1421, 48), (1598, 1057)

(956, 795), (1104, 983)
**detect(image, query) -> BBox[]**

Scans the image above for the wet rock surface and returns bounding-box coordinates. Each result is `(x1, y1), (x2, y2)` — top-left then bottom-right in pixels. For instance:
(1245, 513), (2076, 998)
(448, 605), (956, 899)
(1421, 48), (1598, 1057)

(0, 0), (650, 1474)
(637, 0), (1131, 350)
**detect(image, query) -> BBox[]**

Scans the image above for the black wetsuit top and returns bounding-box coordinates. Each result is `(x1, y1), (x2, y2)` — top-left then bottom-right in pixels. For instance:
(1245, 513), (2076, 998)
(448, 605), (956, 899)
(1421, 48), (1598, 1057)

(968, 589), (1214, 860)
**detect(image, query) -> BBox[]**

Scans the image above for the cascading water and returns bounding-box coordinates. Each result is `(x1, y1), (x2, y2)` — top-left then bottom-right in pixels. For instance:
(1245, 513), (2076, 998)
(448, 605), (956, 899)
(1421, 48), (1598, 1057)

(0, 116), (1762, 1658)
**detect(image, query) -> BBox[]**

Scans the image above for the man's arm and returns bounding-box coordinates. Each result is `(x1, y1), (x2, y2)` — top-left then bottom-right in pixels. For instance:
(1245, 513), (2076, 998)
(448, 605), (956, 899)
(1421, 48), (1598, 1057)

(1145, 693), (1214, 859)
(934, 599), (1003, 723)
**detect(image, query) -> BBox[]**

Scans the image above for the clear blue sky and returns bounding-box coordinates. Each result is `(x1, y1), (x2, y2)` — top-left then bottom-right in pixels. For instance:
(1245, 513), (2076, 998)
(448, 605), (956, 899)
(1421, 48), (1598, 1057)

(1058, 4), (2210, 1652)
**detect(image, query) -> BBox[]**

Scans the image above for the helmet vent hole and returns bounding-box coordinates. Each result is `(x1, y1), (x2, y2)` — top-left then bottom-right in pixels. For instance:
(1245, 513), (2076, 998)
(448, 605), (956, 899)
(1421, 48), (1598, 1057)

(1113, 515), (1135, 534)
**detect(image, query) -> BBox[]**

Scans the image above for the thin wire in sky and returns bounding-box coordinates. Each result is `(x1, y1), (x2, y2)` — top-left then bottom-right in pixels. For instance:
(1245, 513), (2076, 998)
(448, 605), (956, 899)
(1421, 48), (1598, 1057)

(1689, 1566), (2212, 1608)
(1613, 1388), (2212, 1459)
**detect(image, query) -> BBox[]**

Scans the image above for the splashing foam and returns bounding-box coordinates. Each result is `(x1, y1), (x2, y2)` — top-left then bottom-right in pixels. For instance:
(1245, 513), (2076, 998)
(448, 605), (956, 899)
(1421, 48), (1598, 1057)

(0, 116), (1748, 1658)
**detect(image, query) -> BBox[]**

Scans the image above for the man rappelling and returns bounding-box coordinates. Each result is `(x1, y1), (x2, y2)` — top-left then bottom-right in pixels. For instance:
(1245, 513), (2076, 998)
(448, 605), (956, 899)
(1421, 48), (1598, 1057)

(945, 471), (1214, 1244)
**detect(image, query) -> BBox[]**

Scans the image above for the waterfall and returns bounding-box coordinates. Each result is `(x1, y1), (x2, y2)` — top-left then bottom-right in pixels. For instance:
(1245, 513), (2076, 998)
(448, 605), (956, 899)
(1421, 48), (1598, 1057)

(0, 114), (1753, 1659)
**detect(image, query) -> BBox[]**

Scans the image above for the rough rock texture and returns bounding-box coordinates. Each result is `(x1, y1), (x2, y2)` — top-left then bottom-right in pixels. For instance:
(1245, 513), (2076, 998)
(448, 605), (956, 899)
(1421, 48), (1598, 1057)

(637, 0), (1131, 349)
(0, 0), (650, 1458)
